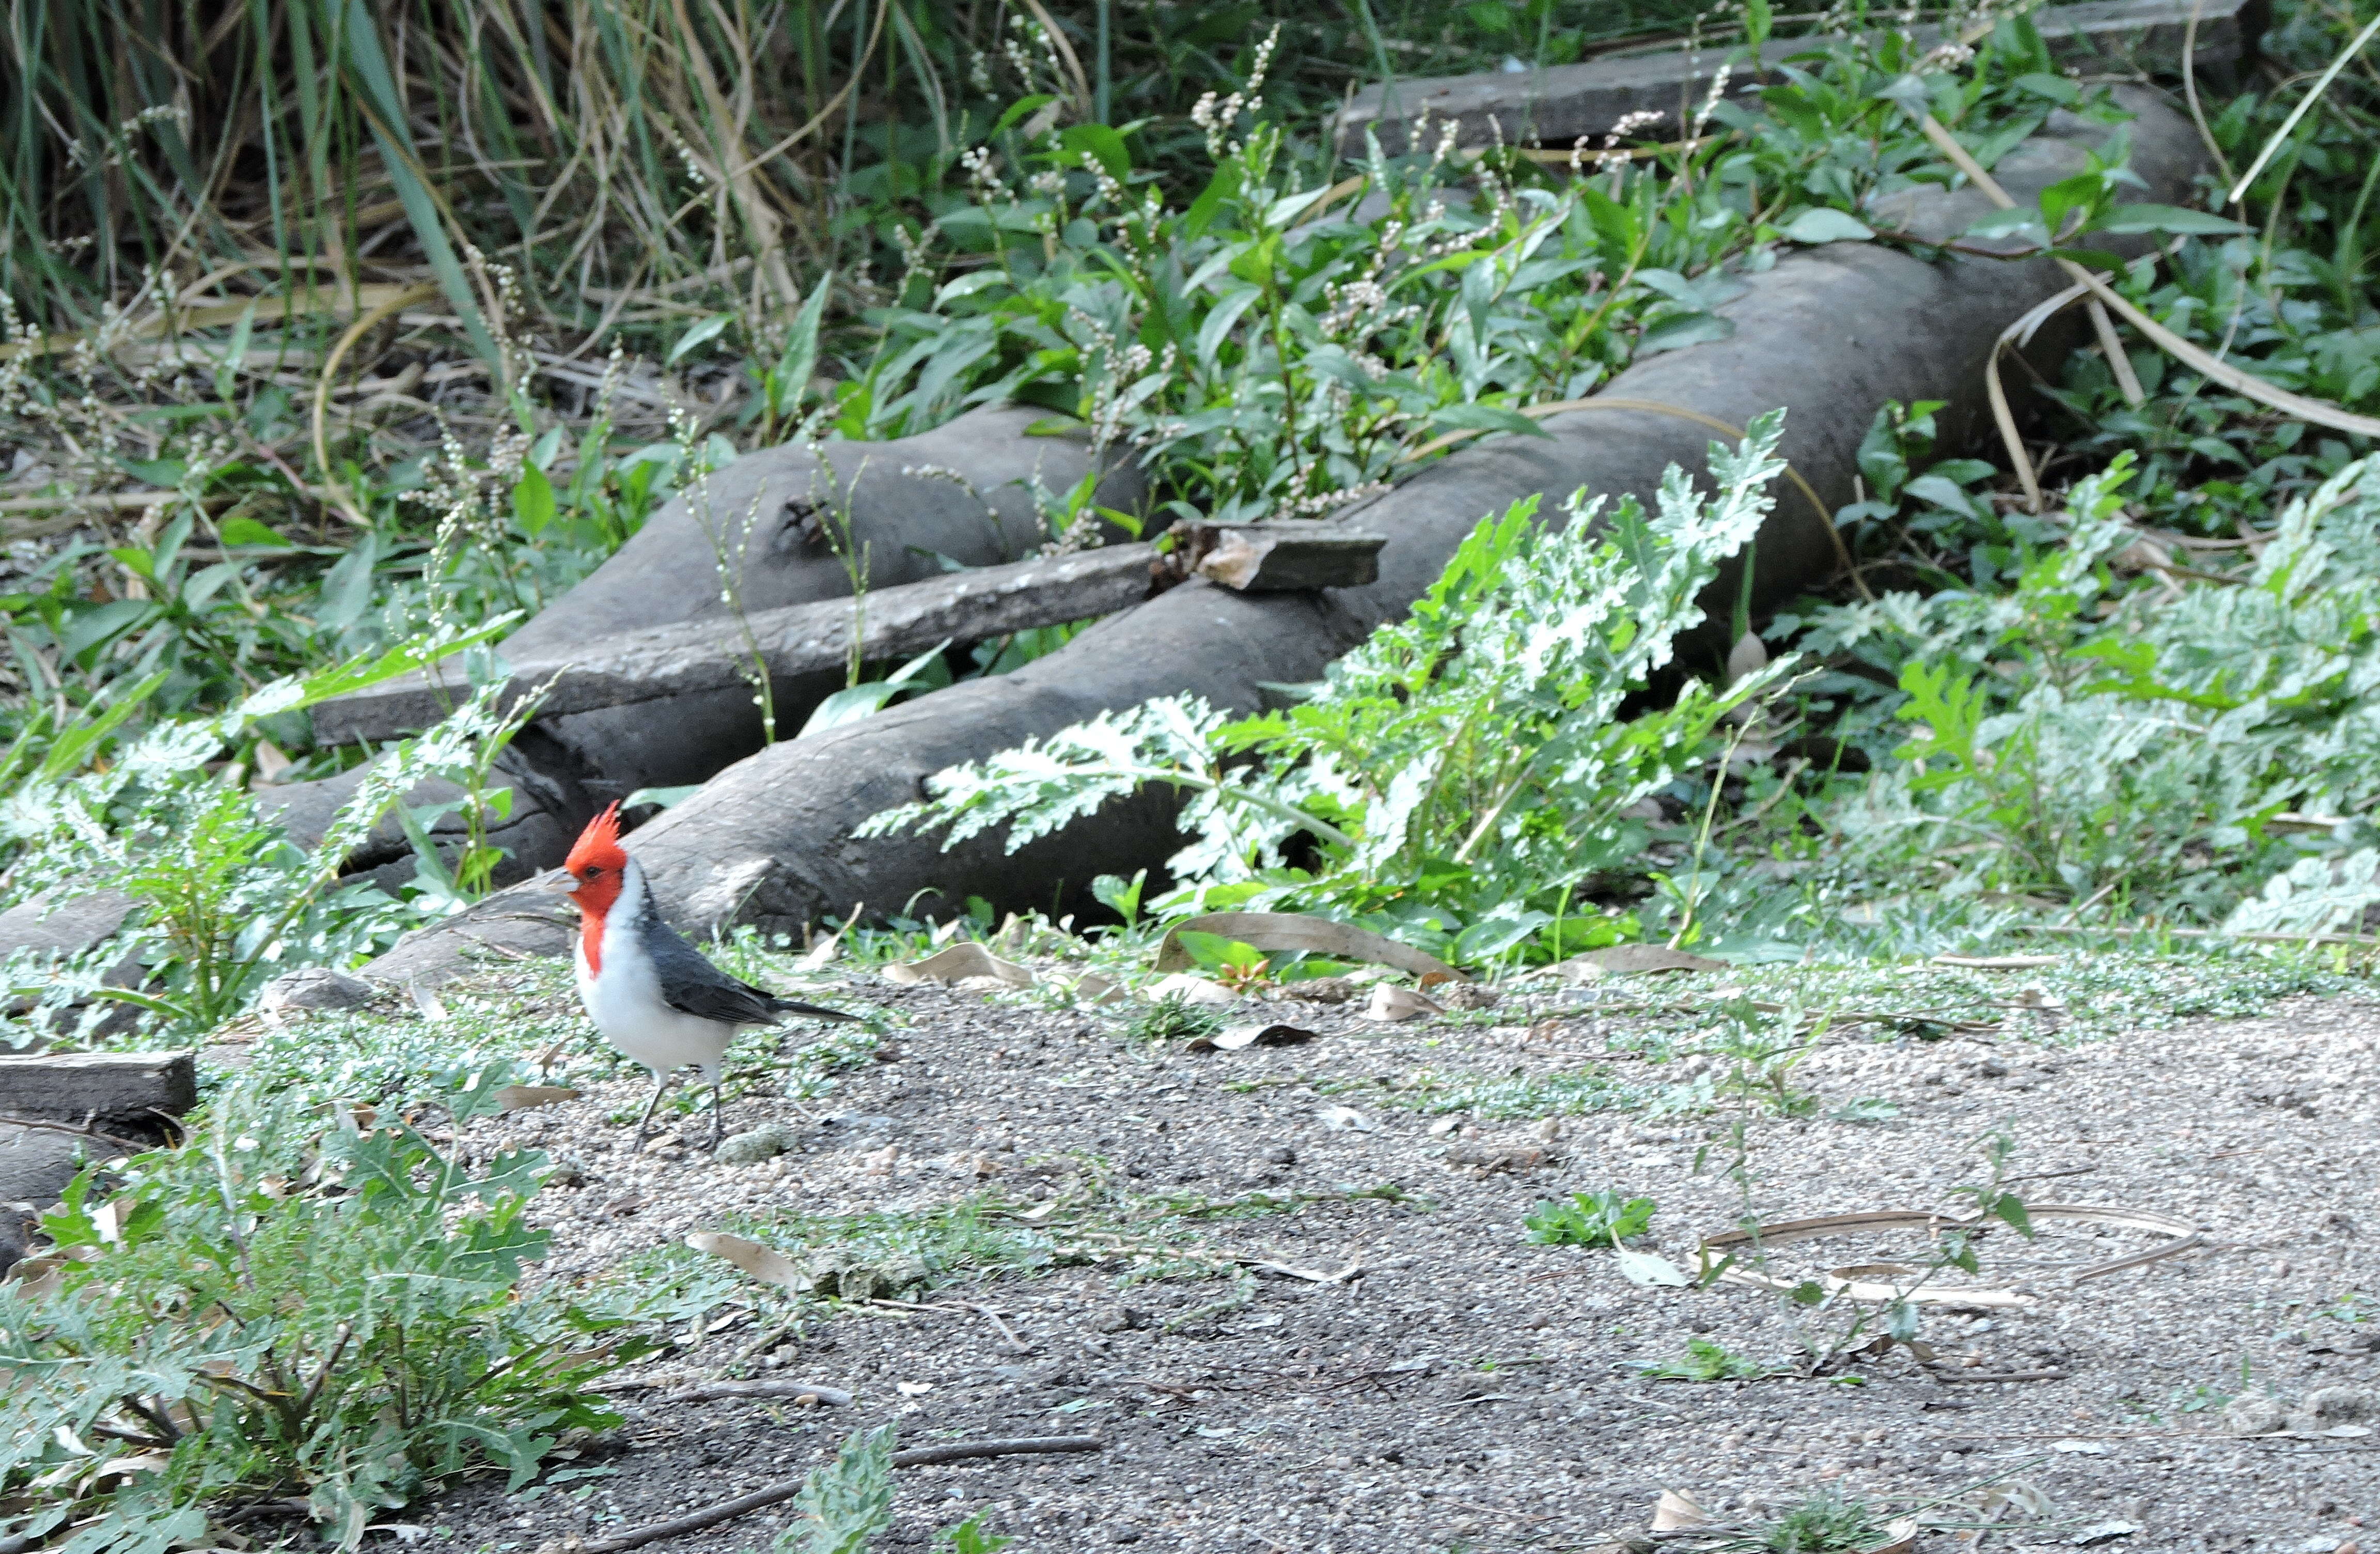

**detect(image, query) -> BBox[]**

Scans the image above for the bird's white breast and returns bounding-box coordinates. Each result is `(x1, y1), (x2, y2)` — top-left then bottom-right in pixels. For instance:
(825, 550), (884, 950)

(574, 861), (738, 1078)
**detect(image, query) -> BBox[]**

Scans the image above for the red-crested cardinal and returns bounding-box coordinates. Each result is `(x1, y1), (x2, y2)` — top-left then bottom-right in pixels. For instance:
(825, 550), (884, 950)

(550, 802), (856, 1148)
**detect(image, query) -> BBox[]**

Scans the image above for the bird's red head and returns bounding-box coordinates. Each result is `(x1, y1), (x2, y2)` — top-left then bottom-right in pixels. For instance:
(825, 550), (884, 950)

(561, 802), (628, 929)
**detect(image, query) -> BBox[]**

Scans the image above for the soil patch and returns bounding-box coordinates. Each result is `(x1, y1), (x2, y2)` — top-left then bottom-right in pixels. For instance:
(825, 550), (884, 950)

(399, 971), (2380, 1552)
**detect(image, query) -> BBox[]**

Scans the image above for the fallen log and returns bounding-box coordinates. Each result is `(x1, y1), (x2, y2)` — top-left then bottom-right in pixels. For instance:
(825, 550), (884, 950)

(317, 529), (1391, 739)
(1334, 0), (2259, 158)
(0, 411), (1151, 985)
(276, 410), (1147, 872)
(359, 89), (2205, 988)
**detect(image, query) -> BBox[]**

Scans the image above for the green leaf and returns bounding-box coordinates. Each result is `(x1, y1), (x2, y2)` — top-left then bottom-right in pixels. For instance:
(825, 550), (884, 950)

(668, 314), (733, 365)
(1428, 402), (1551, 440)
(2097, 203), (2251, 236)
(511, 463), (557, 537)
(1743, 0), (1771, 48)
(1058, 123), (1130, 181)
(218, 516), (292, 548)
(1183, 161), (1243, 241)
(768, 274), (835, 419)
(1778, 207), (1874, 244)
(216, 299), (259, 403)
(993, 94), (1058, 134)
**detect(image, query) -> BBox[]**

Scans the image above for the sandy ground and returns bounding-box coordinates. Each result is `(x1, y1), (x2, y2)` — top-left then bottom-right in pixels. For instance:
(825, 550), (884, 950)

(400, 968), (2379, 1553)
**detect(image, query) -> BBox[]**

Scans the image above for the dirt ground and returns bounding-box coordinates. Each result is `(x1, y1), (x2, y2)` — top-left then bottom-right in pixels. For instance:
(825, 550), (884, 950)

(403, 966), (2380, 1554)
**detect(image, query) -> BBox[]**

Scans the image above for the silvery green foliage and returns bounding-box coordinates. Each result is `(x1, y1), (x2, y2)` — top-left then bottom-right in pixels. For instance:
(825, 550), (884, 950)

(0, 635), (522, 1035)
(1812, 452), (2380, 923)
(0, 1068), (640, 1554)
(866, 413), (1796, 956)
(2226, 850), (2380, 936)
(778, 1426), (897, 1554)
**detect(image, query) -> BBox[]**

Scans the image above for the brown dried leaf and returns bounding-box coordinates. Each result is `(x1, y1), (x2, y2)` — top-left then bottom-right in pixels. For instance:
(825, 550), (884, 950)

(685, 1230), (805, 1289)
(881, 942), (1036, 988)
(1154, 911), (1464, 982)
(1361, 984), (1443, 1022)
(1557, 945), (1727, 978)
(1864, 1518), (1919, 1554)
(1651, 1489), (1712, 1531)
(1726, 629), (1770, 686)
(494, 1084), (581, 1112)
(1148, 973), (1238, 1007)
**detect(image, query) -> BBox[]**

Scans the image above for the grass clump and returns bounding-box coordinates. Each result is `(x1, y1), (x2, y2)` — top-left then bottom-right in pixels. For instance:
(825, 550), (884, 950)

(1739, 1488), (1897, 1552)
(0, 1068), (647, 1552)
(1124, 992), (1227, 1044)
(1524, 1188), (1654, 1247)
(1638, 1337), (1777, 1382)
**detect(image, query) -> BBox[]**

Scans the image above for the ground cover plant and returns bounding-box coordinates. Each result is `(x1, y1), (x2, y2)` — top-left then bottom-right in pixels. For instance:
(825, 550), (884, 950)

(0, 1063), (649, 1554)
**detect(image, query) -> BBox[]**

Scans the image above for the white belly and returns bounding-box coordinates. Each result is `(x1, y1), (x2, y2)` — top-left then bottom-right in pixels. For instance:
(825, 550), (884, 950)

(575, 930), (738, 1078)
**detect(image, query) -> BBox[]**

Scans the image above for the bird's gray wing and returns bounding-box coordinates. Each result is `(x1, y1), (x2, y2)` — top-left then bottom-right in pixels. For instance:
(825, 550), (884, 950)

(640, 919), (784, 1026)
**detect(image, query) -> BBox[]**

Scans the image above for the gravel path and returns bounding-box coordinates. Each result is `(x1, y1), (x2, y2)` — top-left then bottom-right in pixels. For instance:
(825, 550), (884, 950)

(412, 968), (2380, 1553)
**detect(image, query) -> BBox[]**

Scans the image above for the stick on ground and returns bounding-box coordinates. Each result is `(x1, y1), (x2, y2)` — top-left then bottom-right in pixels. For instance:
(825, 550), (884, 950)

(560, 1436), (1103, 1554)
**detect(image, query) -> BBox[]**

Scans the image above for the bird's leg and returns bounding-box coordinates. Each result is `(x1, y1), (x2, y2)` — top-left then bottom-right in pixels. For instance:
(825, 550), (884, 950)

(634, 1069), (671, 1146)
(708, 1075), (726, 1151)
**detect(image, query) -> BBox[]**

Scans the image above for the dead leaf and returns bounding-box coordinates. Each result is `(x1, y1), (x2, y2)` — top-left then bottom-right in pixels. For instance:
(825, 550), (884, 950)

(1444, 1144), (1551, 1174)
(1615, 1248), (1692, 1287)
(1154, 911), (1465, 982)
(1316, 1104), (1376, 1132)
(1148, 972), (1238, 1007)
(686, 1231), (804, 1289)
(1726, 629), (1769, 686)
(494, 1084), (581, 1112)
(408, 981), (448, 1021)
(1070, 972), (1123, 1005)
(1557, 944), (1727, 978)
(1864, 1518), (1919, 1554)
(795, 912), (854, 972)
(1360, 984), (1443, 1022)
(1188, 1022), (1316, 1052)
(2069, 1523), (2141, 1546)
(249, 739), (293, 786)
(92, 1451), (171, 1483)
(1932, 953), (2059, 969)
(881, 942), (1035, 988)
(1651, 1489), (1711, 1531)
(7, 1256), (68, 1300)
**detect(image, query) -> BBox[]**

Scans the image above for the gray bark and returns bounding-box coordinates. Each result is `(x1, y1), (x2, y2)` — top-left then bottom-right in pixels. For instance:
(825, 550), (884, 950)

(316, 545), (1169, 737)
(1335, 0), (2256, 158)
(0, 1050), (197, 1125)
(363, 91), (2204, 987)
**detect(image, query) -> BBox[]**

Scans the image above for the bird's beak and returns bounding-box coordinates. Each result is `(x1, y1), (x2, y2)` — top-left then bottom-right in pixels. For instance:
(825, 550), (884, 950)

(543, 868), (581, 897)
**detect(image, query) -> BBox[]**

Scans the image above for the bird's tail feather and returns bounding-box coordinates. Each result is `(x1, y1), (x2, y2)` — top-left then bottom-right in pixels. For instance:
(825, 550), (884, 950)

(771, 998), (860, 1022)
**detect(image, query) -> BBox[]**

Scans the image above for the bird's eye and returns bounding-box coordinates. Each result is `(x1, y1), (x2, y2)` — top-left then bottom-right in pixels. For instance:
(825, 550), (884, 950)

(579, 864), (601, 879)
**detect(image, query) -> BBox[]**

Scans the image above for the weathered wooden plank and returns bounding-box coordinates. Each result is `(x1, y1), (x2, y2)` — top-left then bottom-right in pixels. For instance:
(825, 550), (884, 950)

(0, 1050), (198, 1125)
(1180, 522), (1388, 592)
(1333, 0), (2258, 158)
(314, 544), (1169, 743)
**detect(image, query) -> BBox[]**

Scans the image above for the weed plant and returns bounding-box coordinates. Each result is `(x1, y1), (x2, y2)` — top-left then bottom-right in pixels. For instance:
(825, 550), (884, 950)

(0, 1067), (647, 1553)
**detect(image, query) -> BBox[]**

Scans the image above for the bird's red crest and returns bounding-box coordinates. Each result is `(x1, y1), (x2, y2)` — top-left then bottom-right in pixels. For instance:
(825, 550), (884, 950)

(566, 801), (627, 876)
